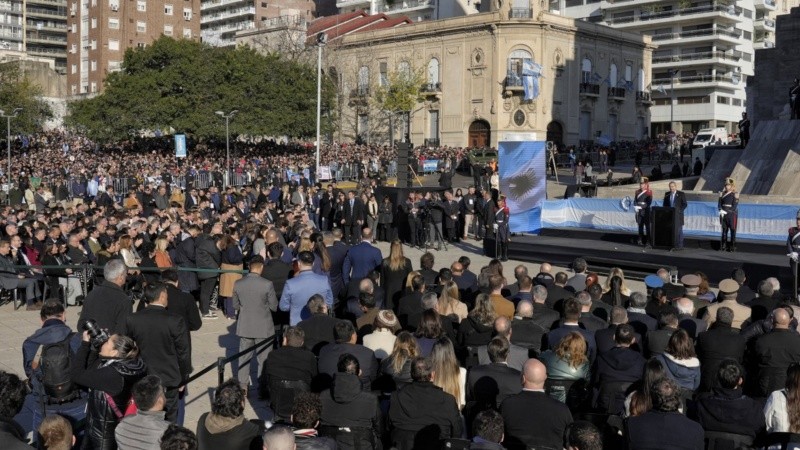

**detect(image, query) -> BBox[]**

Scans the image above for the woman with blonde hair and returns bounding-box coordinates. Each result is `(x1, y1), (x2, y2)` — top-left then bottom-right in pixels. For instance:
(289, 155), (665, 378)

(430, 336), (466, 408)
(379, 331), (420, 391)
(438, 281), (468, 322)
(603, 267), (632, 296)
(117, 235), (139, 270)
(538, 332), (590, 405)
(458, 293), (496, 348)
(695, 271), (717, 302)
(381, 239), (412, 310)
(154, 237), (172, 268)
(404, 270), (421, 293)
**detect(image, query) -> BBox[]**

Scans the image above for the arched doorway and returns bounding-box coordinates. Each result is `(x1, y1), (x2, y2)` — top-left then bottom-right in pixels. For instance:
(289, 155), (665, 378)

(468, 120), (490, 147)
(546, 121), (564, 146)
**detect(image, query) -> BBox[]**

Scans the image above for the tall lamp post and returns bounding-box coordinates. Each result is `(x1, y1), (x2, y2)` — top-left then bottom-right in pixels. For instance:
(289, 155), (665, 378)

(0, 108), (22, 204)
(668, 69), (678, 133)
(315, 32), (327, 182)
(215, 109), (237, 189)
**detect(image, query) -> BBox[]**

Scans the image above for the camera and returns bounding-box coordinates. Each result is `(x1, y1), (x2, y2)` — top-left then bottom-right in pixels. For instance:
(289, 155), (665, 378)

(83, 319), (110, 350)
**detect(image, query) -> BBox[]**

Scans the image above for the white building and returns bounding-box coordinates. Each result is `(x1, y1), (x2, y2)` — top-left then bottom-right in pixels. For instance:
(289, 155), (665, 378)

(0, 0), (24, 52)
(336, 0), (477, 23)
(552, 0), (799, 135)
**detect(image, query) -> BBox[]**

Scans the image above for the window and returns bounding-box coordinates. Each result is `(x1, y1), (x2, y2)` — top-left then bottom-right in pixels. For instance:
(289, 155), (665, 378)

(108, 60), (121, 71)
(71, 63), (76, 74)
(507, 48), (532, 81)
(677, 96), (710, 104)
(136, 42), (146, 48)
(653, 98), (670, 106)
(429, 110), (439, 140)
(625, 63), (632, 82)
(398, 60), (411, 81)
(71, 24), (76, 32)
(717, 96), (730, 104)
(109, 18), (118, 28)
(733, 98), (742, 106)
(183, 8), (191, 20)
(581, 57), (592, 83)
(136, 0), (145, 11)
(70, 43), (76, 53)
(357, 66), (369, 91)
(260, 1), (266, 6)
(182, 27), (191, 38)
(90, 60), (96, 71)
(743, 30), (751, 40)
(90, 82), (97, 93)
(108, 38), (119, 50)
(71, 84), (77, 95)
(109, 0), (118, 10)
(91, 17), (96, 28)
(379, 61), (387, 87)
(90, 39), (96, 49)
(638, 67), (645, 91)
(136, 20), (145, 32)
(427, 58), (439, 85)
(81, 84), (87, 94)
(164, 24), (172, 35)
(609, 63), (617, 86)
(164, 4), (172, 14)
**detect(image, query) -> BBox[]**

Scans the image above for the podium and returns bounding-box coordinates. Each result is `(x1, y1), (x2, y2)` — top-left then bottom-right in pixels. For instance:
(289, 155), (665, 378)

(651, 207), (678, 250)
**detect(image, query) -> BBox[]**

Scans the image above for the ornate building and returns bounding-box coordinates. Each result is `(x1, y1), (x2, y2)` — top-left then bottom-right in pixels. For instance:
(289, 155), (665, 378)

(330, 0), (654, 147)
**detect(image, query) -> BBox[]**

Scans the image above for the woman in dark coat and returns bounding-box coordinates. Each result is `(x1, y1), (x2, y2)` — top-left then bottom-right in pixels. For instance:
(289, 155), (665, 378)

(380, 240), (412, 311)
(71, 333), (146, 450)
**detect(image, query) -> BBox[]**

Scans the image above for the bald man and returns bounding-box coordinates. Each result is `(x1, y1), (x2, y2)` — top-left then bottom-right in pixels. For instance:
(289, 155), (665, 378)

(533, 263), (555, 288)
(753, 307), (800, 396)
(477, 317), (529, 370)
(500, 359), (573, 450)
(263, 426), (295, 450)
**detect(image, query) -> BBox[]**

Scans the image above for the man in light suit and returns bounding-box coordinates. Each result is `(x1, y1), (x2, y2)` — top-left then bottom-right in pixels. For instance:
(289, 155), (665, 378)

(663, 181), (688, 250)
(280, 251), (334, 325)
(342, 227), (383, 290)
(233, 255), (279, 390)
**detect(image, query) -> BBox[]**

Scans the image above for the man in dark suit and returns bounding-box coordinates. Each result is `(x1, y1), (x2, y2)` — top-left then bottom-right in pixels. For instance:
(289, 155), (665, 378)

(342, 227), (383, 292)
(122, 282), (191, 423)
(318, 320), (378, 390)
(662, 181), (688, 249)
(646, 306), (680, 357)
(577, 291), (606, 333)
(442, 190), (460, 241)
(467, 337), (522, 413)
(595, 307), (643, 355)
(263, 326), (318, 419)
(451, 261), (478, 305)
(753, 307), (800, 396)
(397, 276), (426, 330)
(546, 272), (573, 311)
(676, 297), (707, 339)
(627, 378), (704, 449)
(233, 256), (278, 393)
(324, 230), (349, 301)
(477, 317), (528, 371)
(298, 295), (338, 355)
(529, 286), (560, 330)
(261, 241), (293, 330)
(511, 300), (550, 354)
(696, 307), (746, 392)
(593, 324), (646, 414)
(565, 258), (588, 293)
(546, 298), (596, 362)
(458, 256), (479, 290)
(627, 291), (658, 337)
(500, 359), (572, 450)
(162, 269), (202, 353)
(732, 268), (756, 305)
(78, 259), (130, 334)
(748, 279), (779, 322)
(342, 190), (365, 244)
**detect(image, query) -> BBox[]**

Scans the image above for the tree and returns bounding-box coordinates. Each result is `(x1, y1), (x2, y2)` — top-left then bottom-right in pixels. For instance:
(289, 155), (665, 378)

(374, 65), (425, 146)
(66, 36), (335, 142)
(0, 62), (54, 136)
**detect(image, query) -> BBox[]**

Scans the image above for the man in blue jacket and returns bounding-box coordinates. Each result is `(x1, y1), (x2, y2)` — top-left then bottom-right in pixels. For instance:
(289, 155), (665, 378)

(280, 251), (334, 325)
(342, 228), (382, 290)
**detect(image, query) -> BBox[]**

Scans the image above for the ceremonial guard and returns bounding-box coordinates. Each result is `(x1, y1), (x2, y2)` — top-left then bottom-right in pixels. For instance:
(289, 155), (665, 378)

(719, 178), (739, 252)
(787, 211), (800, 295)
(494, 196), (510, 262)
(634, 177), (653, 247)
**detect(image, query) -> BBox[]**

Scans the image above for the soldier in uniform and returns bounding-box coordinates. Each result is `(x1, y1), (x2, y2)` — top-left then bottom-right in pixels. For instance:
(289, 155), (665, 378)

(494, 195), (510, 262)
(718, 177), (739, 252)
(634, 177), (653, 247)
(787, 211), (800, 295)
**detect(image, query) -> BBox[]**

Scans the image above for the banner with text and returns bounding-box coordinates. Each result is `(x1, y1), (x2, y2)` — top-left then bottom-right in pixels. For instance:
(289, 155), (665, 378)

(498, 138), (546, 233)
(175, 134), (187, 158)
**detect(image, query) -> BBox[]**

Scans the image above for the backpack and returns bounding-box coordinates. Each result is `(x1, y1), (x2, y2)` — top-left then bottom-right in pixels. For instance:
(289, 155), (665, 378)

(40, 333), (80, 404)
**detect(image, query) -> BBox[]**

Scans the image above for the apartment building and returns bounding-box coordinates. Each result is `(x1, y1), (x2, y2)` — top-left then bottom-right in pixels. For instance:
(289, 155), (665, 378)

(335, 0), (478, 22)
(26, 0), (69, 73)
(0, 0), (24, 52)
(553, 0), (800, 135)
(66, 0), (201, 95)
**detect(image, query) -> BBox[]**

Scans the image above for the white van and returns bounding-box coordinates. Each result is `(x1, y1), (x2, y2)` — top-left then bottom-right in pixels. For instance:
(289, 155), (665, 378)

(691, 127), (728, 149)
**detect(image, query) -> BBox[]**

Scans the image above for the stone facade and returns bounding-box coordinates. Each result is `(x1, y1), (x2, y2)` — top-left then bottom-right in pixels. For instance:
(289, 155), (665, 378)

(331, 1), (654, 148)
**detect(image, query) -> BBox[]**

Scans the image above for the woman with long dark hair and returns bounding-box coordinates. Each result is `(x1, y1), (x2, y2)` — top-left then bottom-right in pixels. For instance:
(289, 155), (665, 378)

(765, 363), (800, 432)
(71, 333), (146, 450)
(601, 275), (631, 307)
(414, 310), (443, 357)
(380, 240), (412, 311)
(654, 329), (701, 391)
(625, 357), (667, 418)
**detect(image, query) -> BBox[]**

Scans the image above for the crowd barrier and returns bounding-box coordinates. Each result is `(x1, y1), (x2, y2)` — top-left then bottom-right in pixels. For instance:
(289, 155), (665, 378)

(540, 198), (796, 241)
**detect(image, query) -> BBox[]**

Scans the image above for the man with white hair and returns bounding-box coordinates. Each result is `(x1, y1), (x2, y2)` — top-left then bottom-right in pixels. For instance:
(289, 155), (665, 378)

(675, 297), (707, 340)
(77, 259), (131, 334)
(263, 426), (295, 450)
(576, 291), (606, 333)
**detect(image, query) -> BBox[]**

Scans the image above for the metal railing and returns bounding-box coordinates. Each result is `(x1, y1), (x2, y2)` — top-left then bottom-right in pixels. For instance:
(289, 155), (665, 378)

(636, 91), (651, 102)
(421, 82), (441, 92)
(651, 74), (739, 85)
(608, 87), (626, 98)
(579, 82), (600, 95)
(606, 3), (740, 25)
(652, 50), (741, 64)
(652, 27), (740, 41)
(510, 7), (532, 18)
(186, 334), (276, 386)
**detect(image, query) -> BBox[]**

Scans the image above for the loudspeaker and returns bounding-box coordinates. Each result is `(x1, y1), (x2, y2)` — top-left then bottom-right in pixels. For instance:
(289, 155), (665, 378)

(396, 142), (413, 188)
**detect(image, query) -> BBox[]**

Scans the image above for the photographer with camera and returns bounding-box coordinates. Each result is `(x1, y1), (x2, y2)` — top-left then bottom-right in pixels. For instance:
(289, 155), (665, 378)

(71, 321), (146, 450)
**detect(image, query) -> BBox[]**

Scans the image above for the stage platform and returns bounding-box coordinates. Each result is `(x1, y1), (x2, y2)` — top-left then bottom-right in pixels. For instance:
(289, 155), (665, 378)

(486, 228), (792, 291)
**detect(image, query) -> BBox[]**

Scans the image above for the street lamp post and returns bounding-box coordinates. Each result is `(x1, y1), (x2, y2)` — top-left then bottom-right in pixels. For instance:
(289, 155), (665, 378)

(215, 109), (237, 189)
(315, 32), (327, 183)
(0, 108), (22, 204)
(668, 69), (678, 133)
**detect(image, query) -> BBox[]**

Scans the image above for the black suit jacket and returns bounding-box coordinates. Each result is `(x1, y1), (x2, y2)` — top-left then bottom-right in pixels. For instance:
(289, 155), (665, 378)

(122, 305), (191, 387)
(466, 363), (521, 409)
(397, 292), (424, 330)
(327, 242), (349, 298)
(343, 198), (365, 225)
(546, 285), (573, 311)
(628, 411), (704, 450)
(318, 342), (377, 389)
(662, 190), (688, 225)
(500, 390), (573, 450)
(298, 313), (338, 355)
(531, 303), (560, 330)
(696, 323), (746, 392)
(166, 284), (202, 333)
(595, 325), (643, 355)
(510, 318), (548, 353)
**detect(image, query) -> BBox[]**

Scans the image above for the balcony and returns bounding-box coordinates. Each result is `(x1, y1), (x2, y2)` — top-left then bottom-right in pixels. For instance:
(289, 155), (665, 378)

(608, 86), (626, 100)
(651, 73), (741, 89)
(754, 17), (775, 31)
(509, 7), (532, 18)
(27, 0), (67, 6)
(27, 46), (66, 57)
(755, 0), (777, 11)
(424, 138), (440, 147)
(606, 4), (742, 28)
(421, 82), (441, 96)
(636, 90), (652, 105)
(258, 15), (306, 30)
(349, 86), (370, 106)
(336, 0), (370, 8)
(504, 73), (523, 94)
(754, 38), (775, 49)
(381, 0), (434, 13)
(0, 2), (22, 13)
(601, 0), (670, 11)
(27, 34), (67, 44)
(652, 50), (741, 68)
(651, 27), (741, 45)
(201, 6), (255, 25)
(26, 6), (67, 18)
(579, 82), (600, 97)
(201, 0), (249, 12)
